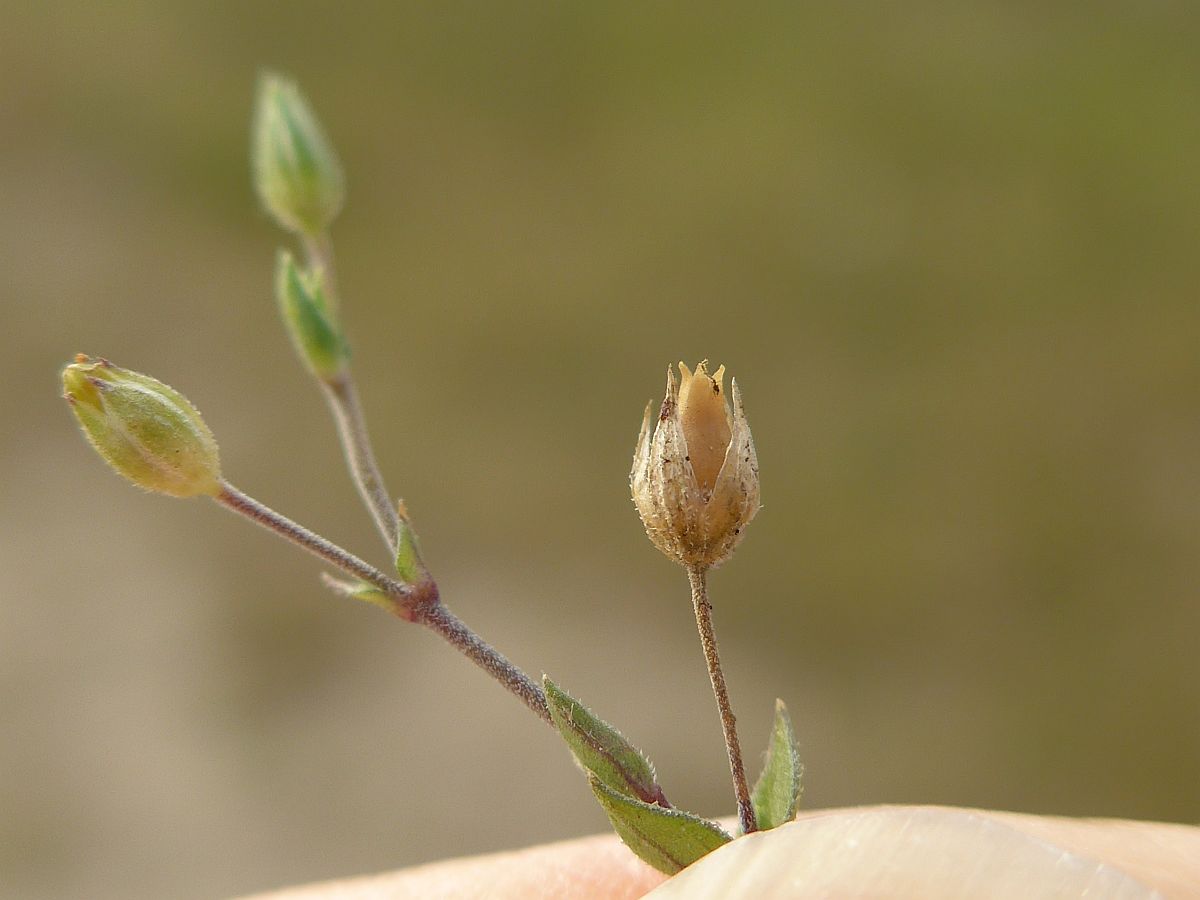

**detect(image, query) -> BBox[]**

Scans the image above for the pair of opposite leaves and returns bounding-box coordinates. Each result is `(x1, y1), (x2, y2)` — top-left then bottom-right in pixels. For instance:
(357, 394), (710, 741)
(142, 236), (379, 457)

(544, 678), (802, 875)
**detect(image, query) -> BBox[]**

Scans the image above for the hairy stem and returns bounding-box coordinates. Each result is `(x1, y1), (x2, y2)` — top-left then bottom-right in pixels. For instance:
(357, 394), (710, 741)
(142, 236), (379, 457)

(215, 482), (409, 597)
(318, 373), (402, 553)
(299, 232), (402, 555)
(214, 482), (550, 723)
(288, 234), (544, 721)
(419, 604), (551, 723)
(687, 566), (757, 834)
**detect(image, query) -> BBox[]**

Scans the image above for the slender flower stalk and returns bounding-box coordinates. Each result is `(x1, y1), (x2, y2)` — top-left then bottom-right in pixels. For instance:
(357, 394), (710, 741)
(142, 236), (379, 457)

(62, 347), (545, 724)
(421, 604), (550, 723)
(688, 566), (756, 835)
(284, 230), (404, 558)
(213, 482), (411, 599)
(256, 68), (533, 714)
(250, 72), (546, 723)
(213, 481), (549, 722)
(318, 372), (403, 554)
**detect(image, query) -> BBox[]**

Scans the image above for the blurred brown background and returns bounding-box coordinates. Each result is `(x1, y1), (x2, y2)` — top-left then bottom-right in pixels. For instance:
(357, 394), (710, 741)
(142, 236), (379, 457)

(3, 4), (1199, 899)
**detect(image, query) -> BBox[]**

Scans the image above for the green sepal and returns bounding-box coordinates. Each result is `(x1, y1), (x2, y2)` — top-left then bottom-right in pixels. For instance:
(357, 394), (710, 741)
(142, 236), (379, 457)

(588, 773), (731, 874)
(543, 677), (666, 806)
(393, 514), (428, 585)
(750, 698), (803, 831)
(275, 250), (347, 379)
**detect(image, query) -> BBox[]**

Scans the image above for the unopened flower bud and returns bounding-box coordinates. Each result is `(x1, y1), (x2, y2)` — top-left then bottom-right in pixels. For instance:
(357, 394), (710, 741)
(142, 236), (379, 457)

(252, 73), (345, 236)
(275, 250), (347, 379)
(62, 355), (222, 498)
(631, 361), (759, 570)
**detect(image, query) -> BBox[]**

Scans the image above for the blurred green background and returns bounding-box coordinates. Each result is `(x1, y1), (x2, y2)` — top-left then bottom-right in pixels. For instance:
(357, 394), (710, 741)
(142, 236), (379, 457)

(4, 3), (1199, 898)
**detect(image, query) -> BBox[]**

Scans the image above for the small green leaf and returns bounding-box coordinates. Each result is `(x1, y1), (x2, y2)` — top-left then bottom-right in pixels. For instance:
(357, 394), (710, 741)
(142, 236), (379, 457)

(588, 774), (731, 874)
(320, 574), (395, 613)
(543, 677), (666, 806)
(393, 516), (428, 584)
(750, 698), (803, 831)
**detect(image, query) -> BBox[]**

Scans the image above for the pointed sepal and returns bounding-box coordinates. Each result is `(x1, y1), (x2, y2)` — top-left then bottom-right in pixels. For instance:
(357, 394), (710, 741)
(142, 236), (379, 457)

(275, 250), (347, 380)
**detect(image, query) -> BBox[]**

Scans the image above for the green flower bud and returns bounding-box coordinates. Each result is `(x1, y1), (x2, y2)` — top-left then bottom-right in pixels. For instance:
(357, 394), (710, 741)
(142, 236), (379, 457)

(275, 250), (347, 379)
(62, 355), (222, 498)
(252, 72), (345, 236)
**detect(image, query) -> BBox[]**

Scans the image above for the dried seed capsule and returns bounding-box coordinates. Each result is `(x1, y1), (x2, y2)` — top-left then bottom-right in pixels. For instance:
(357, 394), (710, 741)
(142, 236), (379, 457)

(631, 361), (759, 569)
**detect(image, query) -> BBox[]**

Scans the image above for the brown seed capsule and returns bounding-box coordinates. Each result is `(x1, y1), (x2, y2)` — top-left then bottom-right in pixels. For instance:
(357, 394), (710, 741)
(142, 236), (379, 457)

(631, 361), (760, 569)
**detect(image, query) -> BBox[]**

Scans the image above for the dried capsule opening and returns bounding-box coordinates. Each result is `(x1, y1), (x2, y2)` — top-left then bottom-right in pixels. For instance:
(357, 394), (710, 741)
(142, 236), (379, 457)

(677, 361), (731, 496)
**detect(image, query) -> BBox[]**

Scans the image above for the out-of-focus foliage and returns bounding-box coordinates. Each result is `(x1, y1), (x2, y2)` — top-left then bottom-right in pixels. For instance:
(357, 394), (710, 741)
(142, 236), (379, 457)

(3, 4), (1199, 899)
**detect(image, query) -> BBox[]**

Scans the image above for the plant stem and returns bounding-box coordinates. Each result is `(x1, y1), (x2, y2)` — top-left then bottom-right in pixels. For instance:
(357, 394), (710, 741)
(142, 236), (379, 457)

(418, 604), (551, 723)
(214, 482), (409, 597)
(687, 566), (757, 835)
(318, 373), (402, 553)
(302, 232), (341, 316)
(291, 233), (548, 722)
(213, 482), (551, 723)
(300, 232), (402, 556)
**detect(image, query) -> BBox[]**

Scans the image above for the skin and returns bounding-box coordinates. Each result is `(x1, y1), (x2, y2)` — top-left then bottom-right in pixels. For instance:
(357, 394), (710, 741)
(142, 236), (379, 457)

(239, 806), (1200, 900)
